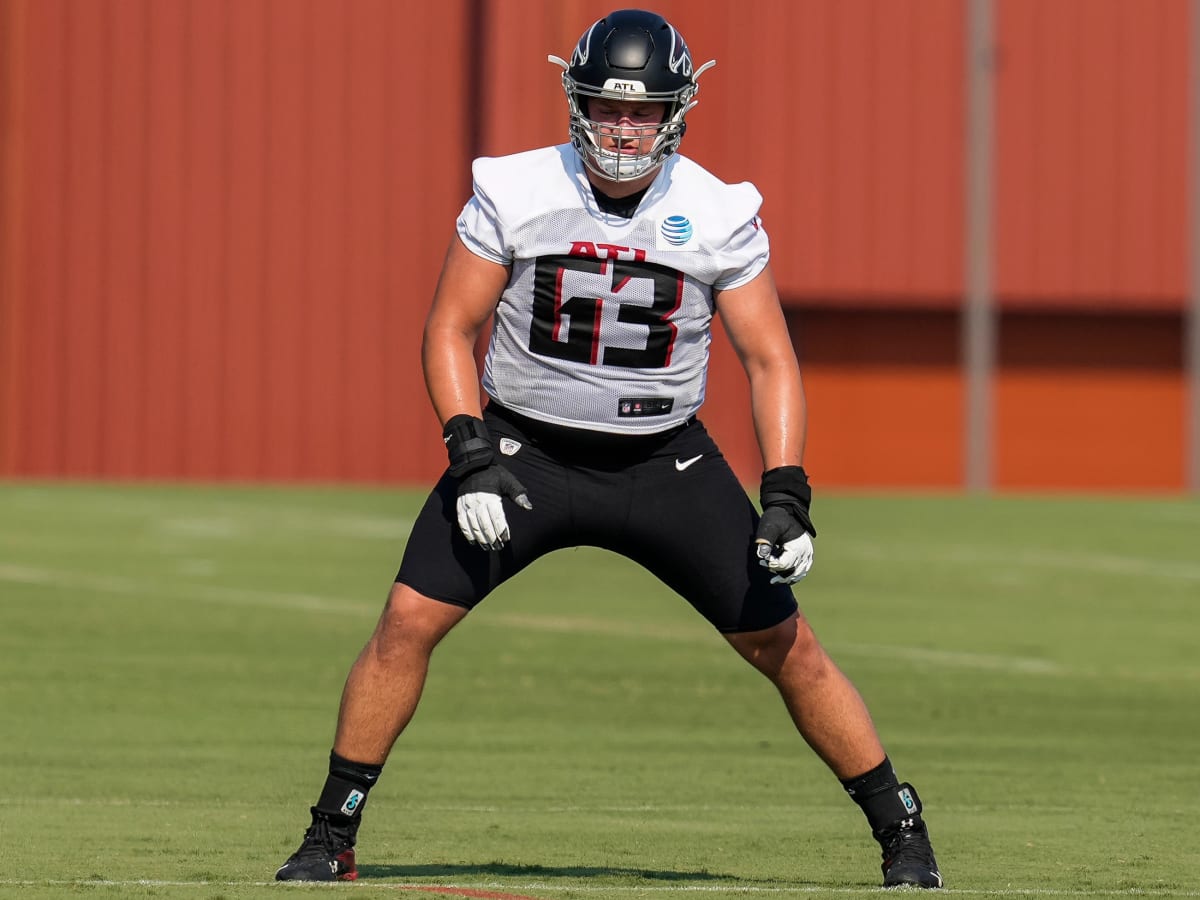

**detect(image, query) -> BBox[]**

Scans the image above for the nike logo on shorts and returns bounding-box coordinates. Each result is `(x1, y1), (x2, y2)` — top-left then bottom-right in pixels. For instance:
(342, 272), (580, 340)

(675, 454), (703, 472)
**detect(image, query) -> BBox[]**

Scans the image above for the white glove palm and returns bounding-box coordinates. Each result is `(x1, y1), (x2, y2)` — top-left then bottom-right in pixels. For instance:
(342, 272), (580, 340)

(455, 464), (532, 550)
(755, 532), (815, 584)
(456, 492), (509, 549)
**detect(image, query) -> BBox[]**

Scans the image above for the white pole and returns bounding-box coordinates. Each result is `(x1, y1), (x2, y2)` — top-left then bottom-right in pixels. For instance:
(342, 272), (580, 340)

(964, 0), (996, 493)
(1189, 0), (1200, 492)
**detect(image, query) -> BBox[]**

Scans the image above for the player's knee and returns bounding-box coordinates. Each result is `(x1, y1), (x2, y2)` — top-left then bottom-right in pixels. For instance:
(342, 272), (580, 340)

(729, 613), (826, 681)
(373, 583), (465, 653)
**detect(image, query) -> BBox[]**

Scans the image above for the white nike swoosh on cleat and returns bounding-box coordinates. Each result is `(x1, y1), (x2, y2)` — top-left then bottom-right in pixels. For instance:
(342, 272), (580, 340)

(675, 454), (703, 471)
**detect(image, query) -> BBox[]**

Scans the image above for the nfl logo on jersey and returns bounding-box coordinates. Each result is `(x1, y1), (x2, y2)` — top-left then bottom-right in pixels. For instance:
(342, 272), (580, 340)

(656, 214), (696, 251)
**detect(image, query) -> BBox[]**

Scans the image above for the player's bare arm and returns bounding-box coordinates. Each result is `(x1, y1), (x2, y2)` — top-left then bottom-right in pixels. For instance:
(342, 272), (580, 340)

(421, 234), (531, 551)
(714, 263), (807, 471)
(421, 235), (510, 425)
(716, 263), (816, 585)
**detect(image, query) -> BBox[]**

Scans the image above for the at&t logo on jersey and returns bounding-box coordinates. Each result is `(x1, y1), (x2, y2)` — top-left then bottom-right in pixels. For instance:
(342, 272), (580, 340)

(657, 215), (695, 251)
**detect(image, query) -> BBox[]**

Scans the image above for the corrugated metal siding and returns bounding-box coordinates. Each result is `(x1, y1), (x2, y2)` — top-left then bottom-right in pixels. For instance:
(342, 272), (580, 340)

(0, 0), (1192, 489)
(994, 0), (1190, 308)
(0, 0), (27, 476)
(720, 0), (965, 306)
(995, 315), (1185, 489)
(0, 0), (469, 481)
(797, 311), (964, 488)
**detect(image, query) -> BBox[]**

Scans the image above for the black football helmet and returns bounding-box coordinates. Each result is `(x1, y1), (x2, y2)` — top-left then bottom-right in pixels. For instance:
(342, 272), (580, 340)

(549, 9), (715, 182)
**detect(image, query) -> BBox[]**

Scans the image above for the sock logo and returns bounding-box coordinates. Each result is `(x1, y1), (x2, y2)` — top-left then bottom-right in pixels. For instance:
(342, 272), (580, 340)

(341, 789), (365, 816)
(898, 787), (917, 815)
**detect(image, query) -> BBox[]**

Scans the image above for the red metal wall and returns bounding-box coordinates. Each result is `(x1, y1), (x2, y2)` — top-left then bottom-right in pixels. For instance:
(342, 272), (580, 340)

(0, 0), (1193, 490)
(0, 0), (469, 482)
(994, 314), (1185, 490)
(995, 0), (1190, 310)
(991, 0), (1189, 491)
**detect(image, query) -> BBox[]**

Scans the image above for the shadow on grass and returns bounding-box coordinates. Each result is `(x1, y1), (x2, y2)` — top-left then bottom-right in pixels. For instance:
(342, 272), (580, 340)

(357, 862), (739, 882)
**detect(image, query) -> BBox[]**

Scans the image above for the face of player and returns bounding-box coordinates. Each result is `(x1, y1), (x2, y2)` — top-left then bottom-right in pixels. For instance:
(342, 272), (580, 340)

(587, 99), (668, 159)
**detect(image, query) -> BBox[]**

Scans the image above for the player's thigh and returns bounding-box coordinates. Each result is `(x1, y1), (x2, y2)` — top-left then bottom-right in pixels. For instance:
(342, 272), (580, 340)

(619, 423), (797, 633)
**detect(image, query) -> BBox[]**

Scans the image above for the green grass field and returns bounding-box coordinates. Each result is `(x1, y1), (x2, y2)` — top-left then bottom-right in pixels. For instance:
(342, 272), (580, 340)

(1, 482), (1197, 899)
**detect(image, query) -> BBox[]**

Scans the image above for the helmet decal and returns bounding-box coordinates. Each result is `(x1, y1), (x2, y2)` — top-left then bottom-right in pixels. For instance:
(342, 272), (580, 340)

(571, 22), (599, 67)
(602, 78), (647, 93)
(666, 27), (693, 77)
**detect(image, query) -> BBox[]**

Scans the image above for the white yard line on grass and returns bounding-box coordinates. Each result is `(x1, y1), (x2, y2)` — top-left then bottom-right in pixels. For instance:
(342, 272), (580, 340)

(2, 562), (1196, 682)
(838, 542), (1200, 583)
(0, 561), (378, 616)
(829, 642), (1067, 675)
(154, 511), (413, 541)
(0, 880), (1196, 897)
(470, 614), (1088, 678)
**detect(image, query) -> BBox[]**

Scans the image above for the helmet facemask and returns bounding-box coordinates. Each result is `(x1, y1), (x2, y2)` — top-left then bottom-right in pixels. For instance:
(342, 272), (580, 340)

(556, 73), (698, 182)
(549, 11), (715, 184)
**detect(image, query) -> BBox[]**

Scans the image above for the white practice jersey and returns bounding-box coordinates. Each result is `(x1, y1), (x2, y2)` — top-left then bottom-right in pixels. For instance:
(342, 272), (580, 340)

(457, 143), (770, 435)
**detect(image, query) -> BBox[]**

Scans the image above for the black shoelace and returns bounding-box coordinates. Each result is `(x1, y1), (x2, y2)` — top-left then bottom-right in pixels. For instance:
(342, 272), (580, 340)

(292, 814), (355, 860)
(880, 822), (936, 870)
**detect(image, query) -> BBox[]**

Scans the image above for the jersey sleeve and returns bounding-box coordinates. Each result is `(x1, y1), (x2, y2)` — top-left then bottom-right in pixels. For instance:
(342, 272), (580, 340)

(710, 183), (770, 291)
(455, 159), (512, 265)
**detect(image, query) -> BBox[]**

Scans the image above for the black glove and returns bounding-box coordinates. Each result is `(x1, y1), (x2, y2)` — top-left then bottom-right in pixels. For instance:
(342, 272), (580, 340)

(442, 414), (532, 549)
(754, 465), (817, 584)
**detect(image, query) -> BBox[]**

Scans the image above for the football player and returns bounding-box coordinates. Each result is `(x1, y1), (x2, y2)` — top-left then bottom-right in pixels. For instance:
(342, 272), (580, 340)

(276, 8), (942, 889)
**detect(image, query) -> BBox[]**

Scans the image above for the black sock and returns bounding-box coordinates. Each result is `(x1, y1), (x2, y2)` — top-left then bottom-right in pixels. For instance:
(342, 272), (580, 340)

(314, 751), (383, 820)
(840, 757), (923, 834)
(840, 756), (898, 802)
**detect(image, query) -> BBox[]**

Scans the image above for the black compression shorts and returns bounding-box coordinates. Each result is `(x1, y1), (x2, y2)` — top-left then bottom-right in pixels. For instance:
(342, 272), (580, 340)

(395, 403), (798, 634)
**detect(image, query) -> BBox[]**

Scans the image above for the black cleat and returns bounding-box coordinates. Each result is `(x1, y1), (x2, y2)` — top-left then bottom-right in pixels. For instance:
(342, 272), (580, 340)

(877, 817), (942, 888)
(275, 808), (359, 882)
